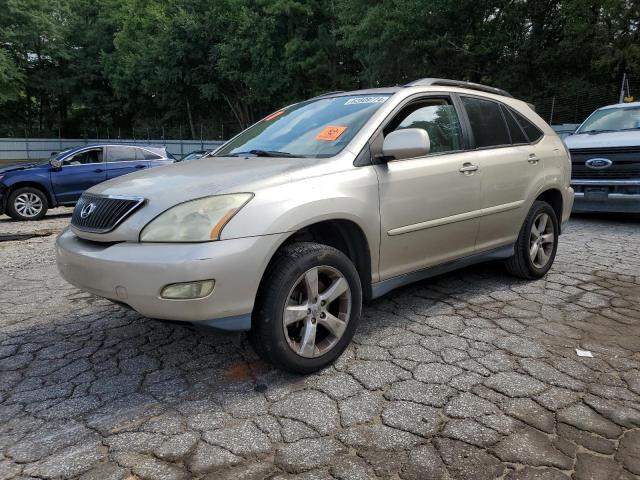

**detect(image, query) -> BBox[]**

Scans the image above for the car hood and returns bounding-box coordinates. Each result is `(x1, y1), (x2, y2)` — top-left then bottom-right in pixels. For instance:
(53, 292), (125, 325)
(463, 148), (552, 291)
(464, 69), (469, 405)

(564, 130), (640, 149)
(0, 162), (39, 174)
(89, 155), (319, 201)
(74, 155), (333, 242)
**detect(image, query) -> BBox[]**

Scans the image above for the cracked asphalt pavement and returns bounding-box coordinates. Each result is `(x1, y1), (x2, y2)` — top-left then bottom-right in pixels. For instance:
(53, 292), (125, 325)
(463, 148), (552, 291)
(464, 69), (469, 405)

(1, 209), (640, 480)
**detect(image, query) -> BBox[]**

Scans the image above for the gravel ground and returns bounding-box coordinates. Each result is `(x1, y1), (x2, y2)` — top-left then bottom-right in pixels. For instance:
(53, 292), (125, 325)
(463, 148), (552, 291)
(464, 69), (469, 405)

(0, 209), (639, 480)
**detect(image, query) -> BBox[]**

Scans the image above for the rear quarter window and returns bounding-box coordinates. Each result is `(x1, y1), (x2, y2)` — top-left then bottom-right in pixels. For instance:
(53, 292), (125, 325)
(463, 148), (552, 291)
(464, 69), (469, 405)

(511, 109), (544, 142)
(140, 149), (162, 160)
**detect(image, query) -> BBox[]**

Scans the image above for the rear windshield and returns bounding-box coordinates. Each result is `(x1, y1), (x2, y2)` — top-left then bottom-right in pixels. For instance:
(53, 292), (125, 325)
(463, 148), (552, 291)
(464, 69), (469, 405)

(215, 94), (392, 158)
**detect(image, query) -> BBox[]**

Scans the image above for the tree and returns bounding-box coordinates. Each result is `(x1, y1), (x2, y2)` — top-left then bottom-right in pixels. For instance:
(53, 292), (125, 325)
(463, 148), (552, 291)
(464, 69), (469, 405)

(0, 0), (70, 134)
(1, 0), (639, 136)
(0, 49), (23, 105)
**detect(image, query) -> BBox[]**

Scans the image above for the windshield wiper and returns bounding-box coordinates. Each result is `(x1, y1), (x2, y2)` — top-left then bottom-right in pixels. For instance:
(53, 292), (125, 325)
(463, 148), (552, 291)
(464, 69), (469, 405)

(229, 149), (302, 158)
(580, 129), (615, 135)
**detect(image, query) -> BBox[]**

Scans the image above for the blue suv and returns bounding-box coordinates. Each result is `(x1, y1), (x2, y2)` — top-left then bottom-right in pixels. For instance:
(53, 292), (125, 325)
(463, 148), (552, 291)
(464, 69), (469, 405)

(0, 144), (174, 220)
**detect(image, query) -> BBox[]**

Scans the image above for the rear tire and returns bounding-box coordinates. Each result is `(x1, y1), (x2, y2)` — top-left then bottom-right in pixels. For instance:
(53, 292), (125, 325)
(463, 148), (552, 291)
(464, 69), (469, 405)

(249, 242), (362, 374)
(505, 201), (559, 279)
(6, 187), (48, 221)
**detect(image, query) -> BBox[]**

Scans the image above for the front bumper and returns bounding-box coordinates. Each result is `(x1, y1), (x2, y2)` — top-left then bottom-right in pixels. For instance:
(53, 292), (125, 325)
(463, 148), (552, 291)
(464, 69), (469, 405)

(56, 228), (286, 330)
(571, 180), (640, 213)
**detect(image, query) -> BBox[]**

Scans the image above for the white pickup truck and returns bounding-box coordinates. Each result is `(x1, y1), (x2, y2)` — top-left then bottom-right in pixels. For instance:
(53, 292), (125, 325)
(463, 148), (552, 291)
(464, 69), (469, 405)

(565, 102), (640, 213)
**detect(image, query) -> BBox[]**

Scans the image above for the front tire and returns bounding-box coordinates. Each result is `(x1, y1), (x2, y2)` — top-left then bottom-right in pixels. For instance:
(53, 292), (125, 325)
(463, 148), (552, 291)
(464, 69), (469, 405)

(250, 242), (362, 374)
(505, 201), (559, 279)
(6, 187), (48, 221)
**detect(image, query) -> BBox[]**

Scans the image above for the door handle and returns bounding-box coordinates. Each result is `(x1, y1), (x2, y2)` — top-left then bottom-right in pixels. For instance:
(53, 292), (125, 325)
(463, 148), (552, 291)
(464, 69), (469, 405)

(93, 168), (104, 173)
(459, 163), (479, 174)
(135, 164), (146, 169)
(528, 154), (540, 164)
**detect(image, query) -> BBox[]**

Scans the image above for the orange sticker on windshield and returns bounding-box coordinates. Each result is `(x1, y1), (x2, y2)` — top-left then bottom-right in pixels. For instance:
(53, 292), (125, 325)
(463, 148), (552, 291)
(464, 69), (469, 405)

(264, 110), (284, 121)
(316, 125), (347, 141)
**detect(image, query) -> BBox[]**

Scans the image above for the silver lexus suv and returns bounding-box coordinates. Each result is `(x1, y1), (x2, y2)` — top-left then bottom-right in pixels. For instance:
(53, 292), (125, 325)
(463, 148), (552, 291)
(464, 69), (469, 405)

(56, 79), (574, 373)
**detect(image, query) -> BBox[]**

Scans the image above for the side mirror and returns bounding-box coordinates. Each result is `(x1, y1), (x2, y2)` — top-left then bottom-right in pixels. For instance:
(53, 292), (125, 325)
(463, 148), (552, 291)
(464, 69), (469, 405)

(382, 128), (430, 161)
(50, 158), (62, 170)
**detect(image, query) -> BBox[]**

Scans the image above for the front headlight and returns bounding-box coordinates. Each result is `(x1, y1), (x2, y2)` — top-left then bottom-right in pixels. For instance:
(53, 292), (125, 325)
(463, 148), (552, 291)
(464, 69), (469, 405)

(140, 193), (253, 242)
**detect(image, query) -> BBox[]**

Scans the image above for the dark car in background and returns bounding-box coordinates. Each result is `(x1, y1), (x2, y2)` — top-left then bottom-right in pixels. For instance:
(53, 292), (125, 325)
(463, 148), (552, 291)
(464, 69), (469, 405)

(0, 144), (174, 220)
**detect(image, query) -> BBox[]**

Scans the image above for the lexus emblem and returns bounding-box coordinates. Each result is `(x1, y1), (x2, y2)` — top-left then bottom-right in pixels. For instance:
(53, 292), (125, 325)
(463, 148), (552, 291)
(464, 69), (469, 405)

(585, 158), (612, 169)
(80, 202), (97, 219)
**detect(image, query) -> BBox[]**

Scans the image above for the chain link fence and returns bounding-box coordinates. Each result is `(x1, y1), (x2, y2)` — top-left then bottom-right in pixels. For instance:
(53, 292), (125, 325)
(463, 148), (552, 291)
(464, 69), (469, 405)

(534, 74), (638, 126)
(2, 74), (637, 161)
(1, 120), (245, 144)
(0, 138), (226, 163)
(0, 122), (242, 163)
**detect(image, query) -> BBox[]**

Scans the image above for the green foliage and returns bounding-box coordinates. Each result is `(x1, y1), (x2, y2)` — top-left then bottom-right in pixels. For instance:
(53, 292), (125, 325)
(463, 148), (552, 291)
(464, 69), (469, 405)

(0, 49), (23, 104)
(0, 0), (638, 137)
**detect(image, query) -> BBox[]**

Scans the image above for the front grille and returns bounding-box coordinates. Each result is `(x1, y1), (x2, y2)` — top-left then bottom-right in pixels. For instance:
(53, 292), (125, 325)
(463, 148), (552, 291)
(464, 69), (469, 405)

(572, 161), (640, 178)
(570, 147), (640, 180)
(71, 194), (144, 233)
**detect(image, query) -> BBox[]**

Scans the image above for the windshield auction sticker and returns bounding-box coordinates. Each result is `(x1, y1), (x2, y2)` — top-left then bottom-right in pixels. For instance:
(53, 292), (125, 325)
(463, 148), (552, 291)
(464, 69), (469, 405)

(344, 96), (387, 105)
(264, 110), (285, 121)
(316, 125), (348, 141)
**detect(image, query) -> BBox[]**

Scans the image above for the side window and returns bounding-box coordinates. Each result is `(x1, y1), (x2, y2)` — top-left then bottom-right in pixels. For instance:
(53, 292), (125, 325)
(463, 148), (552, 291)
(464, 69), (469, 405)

(107, 146), (138, 162)
(461, 96), (510, 148)
(501, 105), (528, 144)
(511, 109), (544, 142)
(63, 148), (103, 166)
(385, 98), (463, 154)
(141, 149), (162, 160)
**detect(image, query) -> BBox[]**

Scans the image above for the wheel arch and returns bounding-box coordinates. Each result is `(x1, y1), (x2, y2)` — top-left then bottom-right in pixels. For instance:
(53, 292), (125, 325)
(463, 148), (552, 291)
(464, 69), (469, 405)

(258, 219), (374, 304)
(535, 188), (563, 233)
(5, 181), (54, 210)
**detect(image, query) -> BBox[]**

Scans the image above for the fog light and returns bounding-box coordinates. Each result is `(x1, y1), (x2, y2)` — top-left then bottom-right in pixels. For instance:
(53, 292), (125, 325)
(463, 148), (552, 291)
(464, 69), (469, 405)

(161, 280), (215, 299)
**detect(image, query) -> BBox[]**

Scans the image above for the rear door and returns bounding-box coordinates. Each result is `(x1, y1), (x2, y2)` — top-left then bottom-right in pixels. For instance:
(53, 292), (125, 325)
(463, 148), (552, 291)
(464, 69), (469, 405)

(460, 96), (542, 252)
(106, 146), (148, 179)
(50, 147), (106, 203)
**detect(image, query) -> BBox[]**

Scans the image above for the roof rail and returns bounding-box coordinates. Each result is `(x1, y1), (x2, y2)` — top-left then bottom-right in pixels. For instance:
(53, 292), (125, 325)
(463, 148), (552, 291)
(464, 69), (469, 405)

(405, 78), (513, 98)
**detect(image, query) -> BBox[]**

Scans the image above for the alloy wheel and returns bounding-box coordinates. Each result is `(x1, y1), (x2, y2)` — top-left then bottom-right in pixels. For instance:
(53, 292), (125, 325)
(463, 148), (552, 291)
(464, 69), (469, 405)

(282, 265), (352, 358)
(529, 212), (555, 269)
(14, 193), (43, 218)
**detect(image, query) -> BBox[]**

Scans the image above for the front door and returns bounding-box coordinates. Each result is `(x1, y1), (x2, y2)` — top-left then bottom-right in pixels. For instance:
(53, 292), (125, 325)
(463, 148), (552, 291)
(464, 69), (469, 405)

(50, 147), (106, 204)
(374, 96), (482, 280)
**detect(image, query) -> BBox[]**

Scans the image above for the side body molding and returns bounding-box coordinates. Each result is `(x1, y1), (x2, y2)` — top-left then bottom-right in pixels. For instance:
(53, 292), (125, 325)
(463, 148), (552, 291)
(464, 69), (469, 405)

(388, 201), (525, 236)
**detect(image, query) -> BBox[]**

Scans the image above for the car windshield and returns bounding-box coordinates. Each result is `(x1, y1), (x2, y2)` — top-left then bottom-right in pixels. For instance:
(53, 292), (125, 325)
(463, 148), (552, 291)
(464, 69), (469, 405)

(214, 94), (392, 158)
(577, 106), (640, 133)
